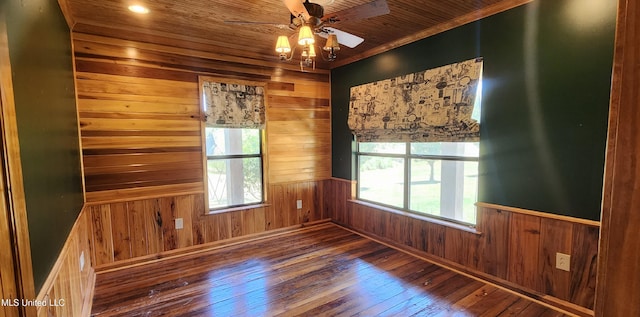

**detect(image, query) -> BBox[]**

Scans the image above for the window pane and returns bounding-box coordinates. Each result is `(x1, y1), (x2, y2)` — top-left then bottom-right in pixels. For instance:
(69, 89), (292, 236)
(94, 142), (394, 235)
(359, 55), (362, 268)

(358, 155), (404, 208)
(410, 159), (478, 224)
(207, 157), (262, 209)
(359, 142), (406, 154)
(411, 142), (479, 157)
(409, 159), (441, 215)
(205, 127), (260, 156)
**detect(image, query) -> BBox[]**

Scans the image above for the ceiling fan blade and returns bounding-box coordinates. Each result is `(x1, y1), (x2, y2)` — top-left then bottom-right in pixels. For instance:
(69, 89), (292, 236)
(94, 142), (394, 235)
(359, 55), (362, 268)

(283, 0), (310, 21)
(224, 20), (289, 29)
(317, 27), (364, 48)
(322, 0), (389, 23)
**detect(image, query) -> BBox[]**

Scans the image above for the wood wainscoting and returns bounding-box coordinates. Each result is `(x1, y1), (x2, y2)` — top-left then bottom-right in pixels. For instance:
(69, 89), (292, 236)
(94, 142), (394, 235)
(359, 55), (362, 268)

(35, 206), (95, 317)
(86, 180), (331, 268)
(327, 178), (599, 315)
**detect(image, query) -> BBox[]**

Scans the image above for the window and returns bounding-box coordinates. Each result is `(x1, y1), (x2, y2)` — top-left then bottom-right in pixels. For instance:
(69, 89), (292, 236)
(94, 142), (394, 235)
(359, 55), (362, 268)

(205, 127), (263, 210)
(356, 141), (479, 225)
(354, 74), (482, 225)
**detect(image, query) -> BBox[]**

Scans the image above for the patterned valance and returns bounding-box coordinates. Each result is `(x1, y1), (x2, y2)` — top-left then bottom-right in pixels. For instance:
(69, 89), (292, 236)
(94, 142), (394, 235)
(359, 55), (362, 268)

(348, 57), (483, 142)
(201, 78), (266, 129)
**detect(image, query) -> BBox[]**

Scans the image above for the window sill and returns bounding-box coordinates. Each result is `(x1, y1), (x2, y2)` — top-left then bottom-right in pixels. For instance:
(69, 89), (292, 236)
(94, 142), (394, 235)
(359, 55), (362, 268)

(349, 199), (482, 235)
(207, 203), (271, 215)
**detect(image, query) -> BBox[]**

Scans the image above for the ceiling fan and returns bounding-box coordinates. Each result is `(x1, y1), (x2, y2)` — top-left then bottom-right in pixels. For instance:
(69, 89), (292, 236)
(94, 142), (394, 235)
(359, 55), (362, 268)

(225, 0), (390, 64)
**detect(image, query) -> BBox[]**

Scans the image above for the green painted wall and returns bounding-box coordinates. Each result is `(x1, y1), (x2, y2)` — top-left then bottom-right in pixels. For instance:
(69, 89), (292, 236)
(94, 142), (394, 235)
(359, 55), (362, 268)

(5, 0), (84, 291)
(331, 0), (616, 221)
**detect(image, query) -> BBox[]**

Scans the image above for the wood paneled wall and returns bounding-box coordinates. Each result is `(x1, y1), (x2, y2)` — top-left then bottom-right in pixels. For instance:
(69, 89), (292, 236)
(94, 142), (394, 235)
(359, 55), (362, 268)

(73, 32), (331, 203)
(596, 0), (640, 315)
(87, 181), (329, 267)
(327, 178), (599, 314)
(36, 207), (95, 317)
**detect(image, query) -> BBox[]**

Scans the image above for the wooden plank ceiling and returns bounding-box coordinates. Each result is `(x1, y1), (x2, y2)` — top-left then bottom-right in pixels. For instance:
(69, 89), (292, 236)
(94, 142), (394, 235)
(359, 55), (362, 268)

(61, 0), (521, 70)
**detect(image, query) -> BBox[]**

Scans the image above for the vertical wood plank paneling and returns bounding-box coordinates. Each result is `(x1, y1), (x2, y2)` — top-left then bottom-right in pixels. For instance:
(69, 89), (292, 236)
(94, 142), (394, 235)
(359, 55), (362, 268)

(36, 207), (95, 317)
(444, 227), (473, 267)
(90, 205), (113, 266)
(252, 207), (266, 234)
(426, 221), (446, 258)
(240, 209), (256, 236)
(296, 181), (315, 223)
(215, 212), (232, 241)
(476, 208), (509, 279)
(230, 210), (242, 238)
(408, 217), (425, 251)
(268, 184), (286, 229)
(539, 217), (573, 300)
(386, 213), (403, 242)
(363, 206), (376, 233)
(570, 224), (598, 309)
(78, 208), (93, 295)
(284, 184), (297, 227)
(110, 202), (131, 261)
(159, 197), (178, 251)
(144, 199), (164, 255)
(507, 213), (542, 292)
(53, 269), (70, 317)
(127, 201), (149, 258)
(174, 195), (194, 249)
(264, 204), (277, 231)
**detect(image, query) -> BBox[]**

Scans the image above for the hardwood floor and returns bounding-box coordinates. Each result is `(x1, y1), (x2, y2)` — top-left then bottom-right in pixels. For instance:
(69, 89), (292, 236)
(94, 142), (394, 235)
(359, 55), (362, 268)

(91, 223), (566, 316)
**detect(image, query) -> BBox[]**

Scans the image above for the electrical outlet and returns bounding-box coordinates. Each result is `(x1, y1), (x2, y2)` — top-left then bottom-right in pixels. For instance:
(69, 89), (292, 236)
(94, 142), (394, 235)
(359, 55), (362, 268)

(175, 218), (184, 229)
(296, 200), (302, 209)
(79, 251), (85, 272)
(556, 252), (570, 271)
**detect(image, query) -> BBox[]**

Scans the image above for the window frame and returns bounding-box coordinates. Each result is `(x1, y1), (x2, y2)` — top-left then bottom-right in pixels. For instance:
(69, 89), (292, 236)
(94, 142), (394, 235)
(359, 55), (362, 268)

(355, 141), (479, 226)
(203, 127), (265, 213)
(198, 76), (268, 214)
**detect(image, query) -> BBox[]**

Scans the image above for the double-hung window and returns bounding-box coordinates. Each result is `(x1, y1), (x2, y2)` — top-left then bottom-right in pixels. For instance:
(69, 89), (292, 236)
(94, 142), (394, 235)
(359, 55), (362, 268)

(205, 127), (263, 211)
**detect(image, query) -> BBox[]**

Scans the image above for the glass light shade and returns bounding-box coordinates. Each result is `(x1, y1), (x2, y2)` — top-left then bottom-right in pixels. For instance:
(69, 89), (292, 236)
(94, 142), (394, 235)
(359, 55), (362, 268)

(301, 45), (316, 58)
(297, 25), (315, 45)
(308, 44), (316, 57)
(323, 34), (340, 51)
(275, 35), (291, 53)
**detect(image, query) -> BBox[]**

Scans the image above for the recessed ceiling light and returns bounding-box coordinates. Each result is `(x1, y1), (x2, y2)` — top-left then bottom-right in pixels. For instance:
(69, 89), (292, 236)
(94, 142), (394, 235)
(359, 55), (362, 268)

(128, 4), (150, 14)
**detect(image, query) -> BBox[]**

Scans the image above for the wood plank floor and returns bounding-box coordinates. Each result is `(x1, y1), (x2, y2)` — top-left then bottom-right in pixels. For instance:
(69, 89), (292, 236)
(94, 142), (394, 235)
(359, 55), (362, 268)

(91, 223), (567, 316)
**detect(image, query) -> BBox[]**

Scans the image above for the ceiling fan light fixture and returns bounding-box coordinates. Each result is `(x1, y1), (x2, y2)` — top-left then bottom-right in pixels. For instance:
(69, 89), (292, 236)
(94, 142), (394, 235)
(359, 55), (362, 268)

(323, 34), (340, 51)
(275, 36), (292, 53)
(297, 25), (315, 45)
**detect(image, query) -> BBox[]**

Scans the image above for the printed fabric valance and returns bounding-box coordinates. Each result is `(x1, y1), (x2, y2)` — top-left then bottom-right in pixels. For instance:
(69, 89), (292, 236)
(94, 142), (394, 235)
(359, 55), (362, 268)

(348, 57), (483, 142)
(201, 79), (266, 129)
